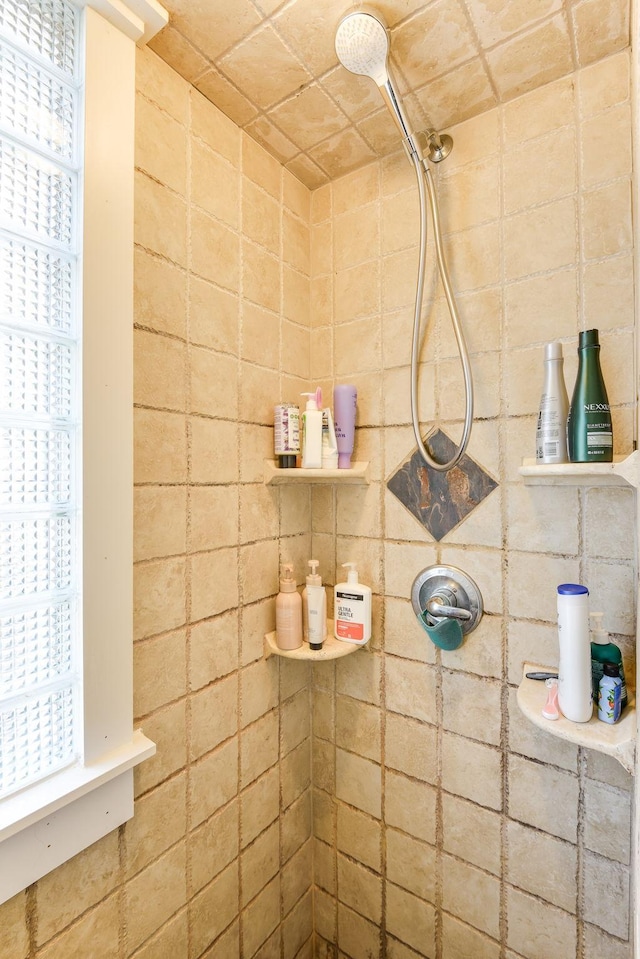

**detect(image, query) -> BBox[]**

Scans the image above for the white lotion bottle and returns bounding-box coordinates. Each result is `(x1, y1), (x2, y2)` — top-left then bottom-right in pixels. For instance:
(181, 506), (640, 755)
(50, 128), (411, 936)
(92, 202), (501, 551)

(334, 562), (371, 645)
(301, 388), (323, 469)
(536, 342), (569, 464)
(302, 560), (326, 650)
(557, 583), (592, 722)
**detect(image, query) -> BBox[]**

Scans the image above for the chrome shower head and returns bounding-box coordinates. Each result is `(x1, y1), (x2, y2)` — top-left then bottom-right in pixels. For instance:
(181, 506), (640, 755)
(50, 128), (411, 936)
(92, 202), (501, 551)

(335, 7), (421, 158)
(335, 8), (390, 85)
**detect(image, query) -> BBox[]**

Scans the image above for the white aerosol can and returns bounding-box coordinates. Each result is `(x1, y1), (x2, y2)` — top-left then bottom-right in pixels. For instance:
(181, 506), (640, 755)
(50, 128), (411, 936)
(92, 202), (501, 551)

(557, 583), (592, 722)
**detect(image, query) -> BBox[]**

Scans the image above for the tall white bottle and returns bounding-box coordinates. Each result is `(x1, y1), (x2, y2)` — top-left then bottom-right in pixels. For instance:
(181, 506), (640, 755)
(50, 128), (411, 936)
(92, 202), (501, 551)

(557, 583), (592, 722)
(536, 342), (569, 464)
(300, 389), (323, 469)
(334, 562), (371, 646)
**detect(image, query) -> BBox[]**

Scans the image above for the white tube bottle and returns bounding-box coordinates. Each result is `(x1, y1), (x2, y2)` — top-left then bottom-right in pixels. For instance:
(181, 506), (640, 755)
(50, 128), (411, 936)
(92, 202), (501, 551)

(300, 388), (323, 469)
(302, 560), (326, 651)
(557, 583), (592, 722)
(536, 342), (569, 464)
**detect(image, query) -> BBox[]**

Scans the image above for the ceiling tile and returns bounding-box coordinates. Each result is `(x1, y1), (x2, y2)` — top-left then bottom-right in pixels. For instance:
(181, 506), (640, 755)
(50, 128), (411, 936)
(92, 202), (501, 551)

(148, 25), (210, 83)
(414, 59), (497, 130)
(571, 0), (630, 67)
(194, 69), (258, 127)
(218, 25), (312, 111)
(285, 154), (329, 190)
(463, 0), (561, 47)
(273, 0), (352, 76)
(320, 67), (384, 123)
(245, 116), (299, 163)
(308, 127), (378, 179)
(486, 14), (574, 101)
(165, 0), (262, 62)
(391, 0), (481, 87)
(269, 83), (349, 151)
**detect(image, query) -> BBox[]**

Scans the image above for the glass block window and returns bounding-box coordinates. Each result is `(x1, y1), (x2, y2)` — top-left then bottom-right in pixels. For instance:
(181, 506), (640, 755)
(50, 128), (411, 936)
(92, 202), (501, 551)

(0, 0), (80, 799)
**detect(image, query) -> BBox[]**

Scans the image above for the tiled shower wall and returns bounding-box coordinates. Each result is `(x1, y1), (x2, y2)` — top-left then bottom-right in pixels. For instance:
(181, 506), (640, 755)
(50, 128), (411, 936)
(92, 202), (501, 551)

(309, 50), (636, 959)
(0, 47), (316, 959)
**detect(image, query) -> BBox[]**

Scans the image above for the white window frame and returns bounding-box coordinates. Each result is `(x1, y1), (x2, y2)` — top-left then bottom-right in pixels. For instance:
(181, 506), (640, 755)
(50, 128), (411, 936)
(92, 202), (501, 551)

(0, 0), (167, 904)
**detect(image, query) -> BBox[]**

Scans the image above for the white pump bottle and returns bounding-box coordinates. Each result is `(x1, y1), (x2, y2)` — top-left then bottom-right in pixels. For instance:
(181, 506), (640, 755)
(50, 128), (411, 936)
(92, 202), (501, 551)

(302, 559), (326, 650)
(334, 562), (371, 645)
(301, 388), (323, 469)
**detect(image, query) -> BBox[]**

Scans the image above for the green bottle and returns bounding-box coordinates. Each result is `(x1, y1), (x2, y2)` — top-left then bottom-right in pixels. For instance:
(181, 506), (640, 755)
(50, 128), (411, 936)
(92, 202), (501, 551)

(567, 329), (613, 462)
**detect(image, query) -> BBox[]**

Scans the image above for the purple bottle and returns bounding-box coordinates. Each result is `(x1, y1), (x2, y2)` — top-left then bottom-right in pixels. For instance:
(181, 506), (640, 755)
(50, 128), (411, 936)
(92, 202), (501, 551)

(334, 384), (357, 469)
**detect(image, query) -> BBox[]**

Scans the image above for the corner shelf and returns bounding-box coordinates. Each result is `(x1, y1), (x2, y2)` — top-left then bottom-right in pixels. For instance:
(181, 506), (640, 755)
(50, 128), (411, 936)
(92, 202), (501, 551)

(517, 663), (636, 774)
(518, 451), (639, 488)
(263, 460), (369, 486)
(264, 623), (368, 661)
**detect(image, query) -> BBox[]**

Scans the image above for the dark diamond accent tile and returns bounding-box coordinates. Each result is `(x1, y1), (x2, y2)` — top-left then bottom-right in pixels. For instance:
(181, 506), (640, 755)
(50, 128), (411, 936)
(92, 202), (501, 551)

(386, 429), (498, 541)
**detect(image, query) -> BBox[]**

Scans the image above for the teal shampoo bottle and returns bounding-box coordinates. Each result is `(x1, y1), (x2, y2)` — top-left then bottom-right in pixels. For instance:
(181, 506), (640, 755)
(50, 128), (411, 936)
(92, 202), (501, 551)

(567, 329), (613, 463)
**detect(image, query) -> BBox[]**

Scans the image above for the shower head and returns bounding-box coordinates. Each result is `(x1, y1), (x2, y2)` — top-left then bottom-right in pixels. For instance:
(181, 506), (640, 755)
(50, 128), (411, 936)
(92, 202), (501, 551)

(335, 8), (390, 85)
(335, 7), (421, 158)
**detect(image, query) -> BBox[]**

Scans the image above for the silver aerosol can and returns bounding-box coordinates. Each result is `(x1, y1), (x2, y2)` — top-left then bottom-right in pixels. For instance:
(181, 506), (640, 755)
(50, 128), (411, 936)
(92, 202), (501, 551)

(536, 342), (569, 464)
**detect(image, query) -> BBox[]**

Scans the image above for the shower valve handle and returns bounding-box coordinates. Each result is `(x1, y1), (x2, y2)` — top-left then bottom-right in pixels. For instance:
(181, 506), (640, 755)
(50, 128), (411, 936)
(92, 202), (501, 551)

(425, 592), (472, 622)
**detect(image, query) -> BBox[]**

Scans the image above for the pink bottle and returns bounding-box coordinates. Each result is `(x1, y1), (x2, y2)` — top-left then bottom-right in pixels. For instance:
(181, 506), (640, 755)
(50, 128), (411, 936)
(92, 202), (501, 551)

(276, 564), (303, 650)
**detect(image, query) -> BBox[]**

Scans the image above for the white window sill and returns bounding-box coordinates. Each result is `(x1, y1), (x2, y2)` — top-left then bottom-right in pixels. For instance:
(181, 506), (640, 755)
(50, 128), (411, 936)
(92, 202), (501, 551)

(0, 731), (155, 903)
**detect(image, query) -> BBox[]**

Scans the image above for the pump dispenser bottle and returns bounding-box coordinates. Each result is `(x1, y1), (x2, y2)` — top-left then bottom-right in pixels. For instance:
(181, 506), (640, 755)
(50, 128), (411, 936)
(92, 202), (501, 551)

(276, 564), (302, 650)
(302, 559), (326, 650)
(301, 388), (323, 469)
(334, 562), (371, 645)
(590, 611), (627, 710)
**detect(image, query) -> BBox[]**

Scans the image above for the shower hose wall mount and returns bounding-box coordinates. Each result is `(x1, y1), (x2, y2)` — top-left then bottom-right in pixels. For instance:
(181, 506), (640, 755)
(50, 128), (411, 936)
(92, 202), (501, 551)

(411, 565), (483, 650)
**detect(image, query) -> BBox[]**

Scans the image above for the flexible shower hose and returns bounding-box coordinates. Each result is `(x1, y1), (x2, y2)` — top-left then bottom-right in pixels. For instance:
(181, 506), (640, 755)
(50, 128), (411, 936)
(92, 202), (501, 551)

(409, 151), (474, 472)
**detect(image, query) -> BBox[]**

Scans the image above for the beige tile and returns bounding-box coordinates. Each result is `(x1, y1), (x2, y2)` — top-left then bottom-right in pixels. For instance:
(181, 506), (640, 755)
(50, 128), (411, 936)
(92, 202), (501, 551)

(241, 710), (279, 788)
(135, 93), (186, 195)
(124, 843), (187, 952)
(239, 424), (273, 484)
(386, 657), (437, 725)
(0, 893), (28, 959)
(133, 630), (187, 716)
(190, 738), (238, 828)
(386, 829), (435, 903)
(335, 649), (381, 706)
(506, 551), (578, 621)
(243, 240), (281, 313)
(384, 596), (436, 665)
(572, 0), (629, 67)
(282, 791), (312, 864)
(585, 487), (635, 561)
(385, 770), (436, 845)
(282, 739), (311, 810)
(583, 922), (633, 959)
(585, 750), (632, 792)
(314, 837), (335, 894)
(190, 347), (238, 419)
(281, 485), (312, 538)
(313, 737), (334, 794)
(583, 559), (635, 636)
(507, 820), (577, 912)
(241, 821), (279, 906)
(134, 486), (187, 562)
(335, 696), (380, 763)
(191, 139), (239, 229)
(243, 179), (280, 256)
(190, 417), (239, 484)
(283, 265), (310, 327)
(385, 882), (436, 956)
(335, 748), (381, 818)
(582, 180), (632, 259)
(282, 891), (312, 959)
(189, 485), (239, 553)
(37, 896), (120, 959)
(504, 271), (577, 349)
(134, 699), (187, 797)
(243, 135), (282, 199)
(507, 484), (580, 555)
(504, 126), (576, 214)
(191, 87), (241, 166)
(335, 260), (380, 325)
(239, 538), (279, 605)
(281, 840), (312, 915)
(241, 303), (279, 369)
(578, 50), (630, 117)
(134, 556), (186, 640)
(583, 254), (634, 333)
(442, 913), (500, 959)
(125, 775), (187, 879)
(443, 613), (503, 681)
(337, 855), (382, 924)
(386, 713), (437, 785)
(189, 276), (239, 355)
(191, 209), (240, 290)
(314, 887), (336, 945)
(190, 547), (239, 622)
(189, 610), (238, 691)
(240, 657), (279, 730)
(239, 483), (279, 544)
(487, 15), (573, 101)
(337, 805), (381, 872)
(239, 363), (281, 426)
(124, 909), (189, 959)
(190, 673), (238, 760)
(337, 903), (380, 959)
(583, 851), (630, 939)
(241, 766), (279, 849)
(134, 246), (187, 341)
(281, 688), (310, 758)
(442, 854), (500, 938)
(134, 409), (187, 484)
(240, 597), (275, 666)
(136, 46), (190, 125)
(281, 319), (310, 378)
(190, 801), (239, 894)
(504, 197), (577, 281)
(442, 793), (501, 876)
(508, 754), (578, 842)
(441, 732), (502, 810)
(507, 688), (578, 771)
(134, 171), (187, 267)
(584, 779), (632, 865)
(190, 861), (239, 959)
(581, 103), (632, 188)
(506, 885), (577, 959)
